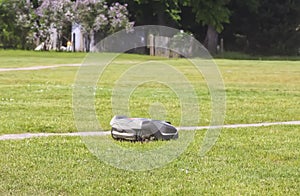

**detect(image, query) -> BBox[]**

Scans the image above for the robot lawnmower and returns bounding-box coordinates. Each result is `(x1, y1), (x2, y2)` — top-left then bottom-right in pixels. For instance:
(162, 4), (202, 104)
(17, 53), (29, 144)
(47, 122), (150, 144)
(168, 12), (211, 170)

(110, 115), (178, 141)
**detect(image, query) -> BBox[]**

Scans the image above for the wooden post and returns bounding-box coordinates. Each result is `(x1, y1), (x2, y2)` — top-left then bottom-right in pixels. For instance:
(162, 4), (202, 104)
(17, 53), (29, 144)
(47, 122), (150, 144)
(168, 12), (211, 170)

(220, 38), (224, 54)
(148, 34), (154, 56)
(72, 33), (76, 52)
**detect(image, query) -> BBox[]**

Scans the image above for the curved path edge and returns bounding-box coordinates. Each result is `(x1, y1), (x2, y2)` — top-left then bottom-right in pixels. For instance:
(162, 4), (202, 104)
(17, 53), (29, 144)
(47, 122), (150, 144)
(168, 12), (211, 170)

(0, 64), (82, 72)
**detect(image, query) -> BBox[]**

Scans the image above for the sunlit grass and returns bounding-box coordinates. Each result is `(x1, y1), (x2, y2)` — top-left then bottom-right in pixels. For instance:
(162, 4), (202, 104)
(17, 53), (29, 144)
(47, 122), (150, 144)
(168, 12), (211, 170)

(0, 51), (299, 194)
(0, 126), (299, 194)
(0, 52), (299, 134)
(0, 50), (86, 67)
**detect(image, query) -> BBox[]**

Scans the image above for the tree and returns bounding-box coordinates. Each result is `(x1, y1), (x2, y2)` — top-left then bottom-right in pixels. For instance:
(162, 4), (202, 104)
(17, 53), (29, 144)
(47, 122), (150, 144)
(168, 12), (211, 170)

(2, 0), (298, 55)
(221, 0), (260, 52)
(223, 0), (300, 55)
(183, 0), (231, 54)
(0, 0), (18, 48)
(125, 0), (232, 54)
(12, 0), (133, 50)
(0, 0), (34, 49)
(113, 0), (181, 28)
(73, 0), (133, 51)
(251, 0), (300, 55)
(35, 0), (74, 50)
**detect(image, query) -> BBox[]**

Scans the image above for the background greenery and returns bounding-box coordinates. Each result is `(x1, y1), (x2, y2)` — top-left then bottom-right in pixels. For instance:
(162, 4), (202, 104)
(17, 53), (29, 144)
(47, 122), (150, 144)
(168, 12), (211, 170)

(0, 0), (299, 55)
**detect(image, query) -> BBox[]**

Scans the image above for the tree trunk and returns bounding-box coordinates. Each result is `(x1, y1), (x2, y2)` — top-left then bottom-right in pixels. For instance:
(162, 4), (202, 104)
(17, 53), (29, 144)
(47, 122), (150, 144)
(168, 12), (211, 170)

(204, 25), (218, 55)
(90, 31), (95, 52)
(157, 12), (166, 26)
(156, 5), (166, 26)
(57, 30), (62, 51)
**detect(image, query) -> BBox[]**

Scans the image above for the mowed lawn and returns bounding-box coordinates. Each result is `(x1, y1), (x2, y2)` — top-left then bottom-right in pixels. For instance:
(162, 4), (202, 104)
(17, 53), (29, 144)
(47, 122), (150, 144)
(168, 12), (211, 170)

(0, 50), (299, 194)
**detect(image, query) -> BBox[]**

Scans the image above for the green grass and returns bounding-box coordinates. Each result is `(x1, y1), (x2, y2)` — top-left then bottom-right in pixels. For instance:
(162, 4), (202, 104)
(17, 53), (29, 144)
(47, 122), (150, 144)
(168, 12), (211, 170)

(0, 50), (87, 67)
(215, 51), (300, 61)
(0, 50), (300, 194)
(0, 50), (166, 68)
(0, 126), (299, 195)
(1, 51), (299, 134)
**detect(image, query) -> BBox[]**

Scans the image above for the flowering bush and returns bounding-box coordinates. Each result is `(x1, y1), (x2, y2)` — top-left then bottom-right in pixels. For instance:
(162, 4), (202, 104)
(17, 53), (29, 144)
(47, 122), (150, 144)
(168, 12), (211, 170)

(14, 0), (134, 50)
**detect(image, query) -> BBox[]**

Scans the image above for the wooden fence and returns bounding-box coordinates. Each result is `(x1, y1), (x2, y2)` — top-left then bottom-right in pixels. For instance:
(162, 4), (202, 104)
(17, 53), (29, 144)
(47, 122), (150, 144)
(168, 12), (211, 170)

(147, 34), (194, 58)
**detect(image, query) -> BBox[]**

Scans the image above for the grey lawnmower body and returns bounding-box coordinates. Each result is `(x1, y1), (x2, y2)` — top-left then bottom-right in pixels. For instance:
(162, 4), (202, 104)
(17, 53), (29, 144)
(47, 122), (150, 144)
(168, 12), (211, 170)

(110, 115), (178, 141)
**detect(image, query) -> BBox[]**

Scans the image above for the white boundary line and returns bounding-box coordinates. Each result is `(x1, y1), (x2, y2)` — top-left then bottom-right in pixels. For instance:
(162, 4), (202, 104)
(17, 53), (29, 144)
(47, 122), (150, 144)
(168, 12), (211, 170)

(0, 132), (109, 141)
(0, 64), (81, 72)
(178, 121), (300, 131)
(0, 121), (299, 141)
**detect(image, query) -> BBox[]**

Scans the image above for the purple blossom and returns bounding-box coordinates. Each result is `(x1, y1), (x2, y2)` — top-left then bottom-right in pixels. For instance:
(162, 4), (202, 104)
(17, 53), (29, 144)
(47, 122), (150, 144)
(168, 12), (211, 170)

(15, 0), (134, 49)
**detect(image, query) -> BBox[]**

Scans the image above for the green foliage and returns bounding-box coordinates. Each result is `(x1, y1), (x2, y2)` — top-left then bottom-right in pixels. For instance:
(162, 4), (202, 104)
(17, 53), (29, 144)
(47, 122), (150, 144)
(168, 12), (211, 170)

(0, 0), (20, 48)
(223, 0), (300, 55)
(0, 0), (133, 50)
(187, 0), (231, 33)
(253, 0), (300, 55)
(0, 0), (39, 49)
(0, 0), (299, 54)
(123, 0), (182, 26)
